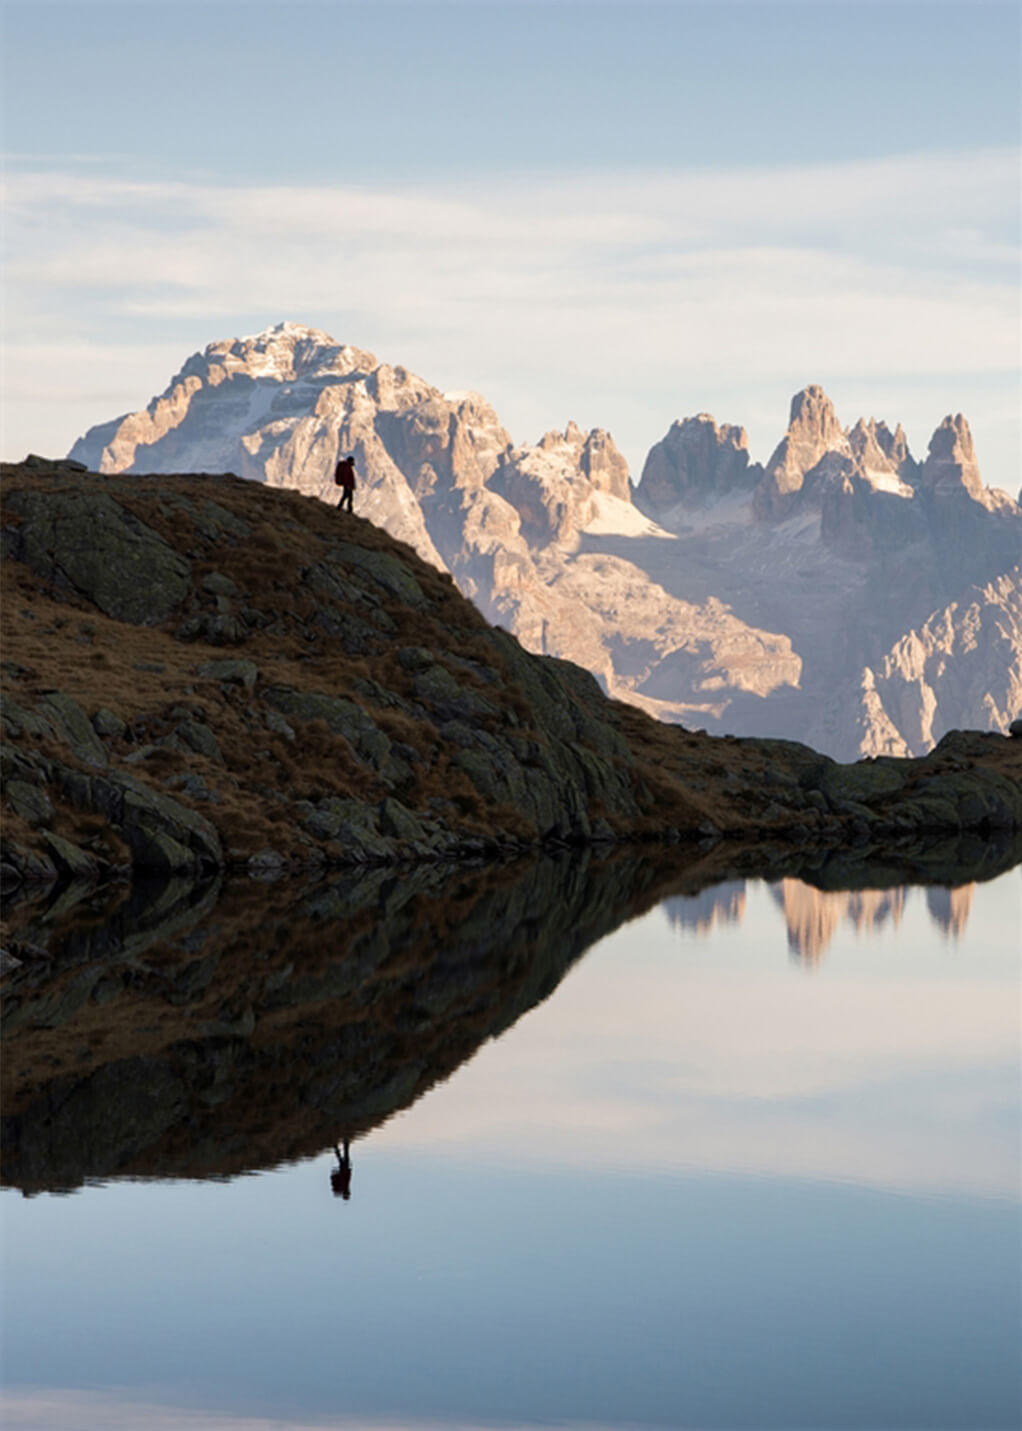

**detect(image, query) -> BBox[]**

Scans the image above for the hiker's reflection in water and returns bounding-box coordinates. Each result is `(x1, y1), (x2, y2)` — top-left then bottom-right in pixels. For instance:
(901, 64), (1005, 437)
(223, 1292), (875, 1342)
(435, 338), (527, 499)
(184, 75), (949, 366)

(331, 1141), (352, 1201)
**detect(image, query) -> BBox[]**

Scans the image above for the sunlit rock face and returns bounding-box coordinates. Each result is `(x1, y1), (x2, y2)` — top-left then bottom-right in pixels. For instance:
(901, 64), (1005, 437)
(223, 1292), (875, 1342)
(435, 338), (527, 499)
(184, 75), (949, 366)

(634, 415), (761, 518)
(491, 423), (629, 548)
(920, 414), (984, 501)
(69, 325), (1022, 760)
(847, 417), (918, 488)
(753, 385), (852, 519)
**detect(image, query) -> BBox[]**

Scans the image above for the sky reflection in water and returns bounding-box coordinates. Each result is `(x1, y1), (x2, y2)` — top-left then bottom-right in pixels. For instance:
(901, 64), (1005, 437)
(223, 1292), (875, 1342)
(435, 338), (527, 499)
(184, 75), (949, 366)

(2, 868), (1019, 1431)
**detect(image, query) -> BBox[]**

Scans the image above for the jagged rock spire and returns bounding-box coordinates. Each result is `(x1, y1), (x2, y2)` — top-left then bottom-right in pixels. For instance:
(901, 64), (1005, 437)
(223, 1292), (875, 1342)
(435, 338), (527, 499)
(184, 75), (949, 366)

(635, 414), (759, 515)
(754, 384), (850, 518)
(920, 414), (983, 499)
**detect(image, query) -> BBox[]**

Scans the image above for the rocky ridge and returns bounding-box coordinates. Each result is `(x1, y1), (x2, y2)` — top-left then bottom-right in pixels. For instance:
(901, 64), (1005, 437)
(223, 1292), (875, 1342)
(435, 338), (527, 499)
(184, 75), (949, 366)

(68, 324), (1021, 760)
(2, 460), (1021, 887)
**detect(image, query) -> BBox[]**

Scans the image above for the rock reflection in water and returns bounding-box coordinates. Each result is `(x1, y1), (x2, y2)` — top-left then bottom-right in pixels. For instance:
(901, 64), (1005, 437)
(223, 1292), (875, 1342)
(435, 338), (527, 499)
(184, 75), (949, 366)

(1, 851), (703, 1196)
(2, 833), (1019, 1197)
(774, 881), (909, 963)
(926, 882), (975, 938)
(663, 880), (746, 935)
(666, 875), (982, 962)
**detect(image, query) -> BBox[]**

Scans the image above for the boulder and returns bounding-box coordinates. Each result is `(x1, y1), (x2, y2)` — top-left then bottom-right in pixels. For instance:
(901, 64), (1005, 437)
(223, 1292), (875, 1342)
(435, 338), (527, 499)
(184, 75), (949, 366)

(92, 707), (127, 741)
(6, 781), (54, 828)
(0, 695), (56, 741)
(263, 688), (392, 770)
(301, 797), (396, 861)
(196, 658), (259, 689)
(42, 832), (99, 880)
(37, 692), (108, 768)
(328, 541), (428, 609)
(85, 771), (223, 872)
(168, 720), (223, 763)
(819, 760), (907, 808)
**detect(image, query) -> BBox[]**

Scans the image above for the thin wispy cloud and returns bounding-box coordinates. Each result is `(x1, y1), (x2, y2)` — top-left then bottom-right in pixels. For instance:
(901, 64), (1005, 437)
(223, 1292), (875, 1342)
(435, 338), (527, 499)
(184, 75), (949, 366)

(2, 149), (1019, 476)
(0, 1389), (590, 1431)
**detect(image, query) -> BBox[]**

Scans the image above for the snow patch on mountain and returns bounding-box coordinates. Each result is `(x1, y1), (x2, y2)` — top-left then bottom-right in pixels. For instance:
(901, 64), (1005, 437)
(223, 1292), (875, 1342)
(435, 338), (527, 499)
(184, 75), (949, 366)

(580, 491), (675, 538)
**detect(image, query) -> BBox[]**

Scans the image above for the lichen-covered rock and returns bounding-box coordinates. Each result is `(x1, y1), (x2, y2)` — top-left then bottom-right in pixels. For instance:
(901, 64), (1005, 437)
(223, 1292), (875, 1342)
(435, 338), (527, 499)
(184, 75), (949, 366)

(264, 710), (296, 741)
(301, 797), (396, 861)
(6, 781), (54, 828)
(329, 541), (427, 608)
(37, 692), (108, 768)
(62, 770), (223, 873)
(412, 663), (498, 723)
(92, 708), (127, 741)
(5, 488), (190, 624)
(263, 688), (392, 771)
(378, 797), (430, 845)
(819, 760), (906, 807)
(201, 572), (238, 597)
(41, 832), (99, 880)
(167, 720), (223, 763)
(1, 696), (55, 741)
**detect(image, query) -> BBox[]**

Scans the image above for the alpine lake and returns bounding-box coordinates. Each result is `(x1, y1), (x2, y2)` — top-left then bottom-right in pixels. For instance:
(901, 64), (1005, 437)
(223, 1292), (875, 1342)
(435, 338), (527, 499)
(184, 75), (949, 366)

(2, 840), (1020, 1431)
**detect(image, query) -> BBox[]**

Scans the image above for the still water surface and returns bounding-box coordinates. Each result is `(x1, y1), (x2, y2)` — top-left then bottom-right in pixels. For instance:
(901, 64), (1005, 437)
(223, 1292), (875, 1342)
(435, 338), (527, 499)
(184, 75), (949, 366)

(2, 865), (1020, 1430)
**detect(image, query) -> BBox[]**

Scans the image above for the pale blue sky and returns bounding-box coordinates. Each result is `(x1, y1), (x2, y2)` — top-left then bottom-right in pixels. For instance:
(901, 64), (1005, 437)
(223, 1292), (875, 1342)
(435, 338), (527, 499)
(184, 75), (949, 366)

(2, 0), (1020, 481)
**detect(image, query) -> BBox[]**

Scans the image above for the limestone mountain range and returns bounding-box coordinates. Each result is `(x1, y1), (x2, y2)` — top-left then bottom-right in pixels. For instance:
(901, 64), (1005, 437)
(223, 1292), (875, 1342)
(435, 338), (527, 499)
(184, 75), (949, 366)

(70, 321), (1021, 760)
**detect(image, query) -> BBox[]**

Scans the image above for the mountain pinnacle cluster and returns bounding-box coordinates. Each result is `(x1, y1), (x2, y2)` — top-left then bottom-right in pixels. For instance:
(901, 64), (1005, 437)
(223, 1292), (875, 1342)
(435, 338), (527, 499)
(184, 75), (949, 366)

(70, 322), (1021, 759)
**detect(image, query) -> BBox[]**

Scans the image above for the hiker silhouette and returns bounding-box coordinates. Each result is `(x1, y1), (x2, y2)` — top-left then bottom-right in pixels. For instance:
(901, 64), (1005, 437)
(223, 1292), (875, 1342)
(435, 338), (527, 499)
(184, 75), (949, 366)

(331, 1140), (352, 1200)
(334, 454), (356, 513)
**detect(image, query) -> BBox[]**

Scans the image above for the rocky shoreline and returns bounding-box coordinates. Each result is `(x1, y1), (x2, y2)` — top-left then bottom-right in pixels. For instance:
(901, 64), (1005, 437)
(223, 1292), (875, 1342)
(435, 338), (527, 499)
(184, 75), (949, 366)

(2, 459), (1021, 889)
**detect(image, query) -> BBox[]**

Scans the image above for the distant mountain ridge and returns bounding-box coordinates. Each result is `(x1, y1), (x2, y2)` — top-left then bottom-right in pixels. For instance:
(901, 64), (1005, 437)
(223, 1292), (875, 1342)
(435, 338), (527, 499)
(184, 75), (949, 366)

(70, 321), (1022, 759)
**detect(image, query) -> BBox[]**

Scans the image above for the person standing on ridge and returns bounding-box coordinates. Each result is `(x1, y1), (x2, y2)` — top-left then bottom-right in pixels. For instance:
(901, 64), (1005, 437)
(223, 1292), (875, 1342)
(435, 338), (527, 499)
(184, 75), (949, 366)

(334, 452), (356, 513)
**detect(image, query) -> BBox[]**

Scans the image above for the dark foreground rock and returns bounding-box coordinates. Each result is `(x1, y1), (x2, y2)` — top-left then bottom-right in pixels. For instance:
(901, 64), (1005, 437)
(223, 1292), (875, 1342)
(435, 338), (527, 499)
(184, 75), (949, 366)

(2, 462), (1021, 884)
(3, 834), (1017, 1195)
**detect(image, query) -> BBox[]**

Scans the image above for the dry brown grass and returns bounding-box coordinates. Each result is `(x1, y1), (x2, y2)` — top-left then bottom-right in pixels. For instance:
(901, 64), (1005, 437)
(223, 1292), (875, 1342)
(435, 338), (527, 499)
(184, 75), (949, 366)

(0, 462), (858, 864)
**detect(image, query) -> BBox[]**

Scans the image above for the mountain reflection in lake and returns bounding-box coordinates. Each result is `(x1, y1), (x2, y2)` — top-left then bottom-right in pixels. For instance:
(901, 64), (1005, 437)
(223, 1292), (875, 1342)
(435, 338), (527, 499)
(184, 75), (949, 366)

(664, 876), (979, 961)
(2, 844), (1020, 1431)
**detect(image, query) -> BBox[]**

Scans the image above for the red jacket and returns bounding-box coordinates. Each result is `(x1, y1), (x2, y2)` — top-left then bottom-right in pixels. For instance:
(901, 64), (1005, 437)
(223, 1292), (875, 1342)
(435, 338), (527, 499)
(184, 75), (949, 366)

(335, 458), (356, 489)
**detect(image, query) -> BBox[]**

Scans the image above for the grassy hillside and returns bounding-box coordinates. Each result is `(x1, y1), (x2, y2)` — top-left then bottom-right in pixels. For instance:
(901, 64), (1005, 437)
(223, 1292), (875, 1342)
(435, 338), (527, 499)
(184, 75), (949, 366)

(2, 458), (1020, 883)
